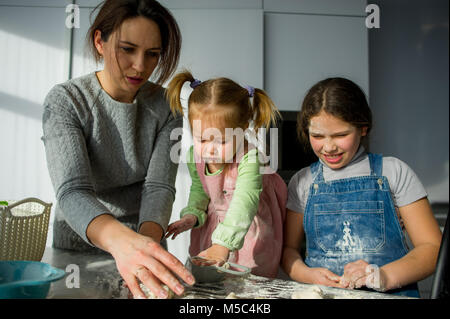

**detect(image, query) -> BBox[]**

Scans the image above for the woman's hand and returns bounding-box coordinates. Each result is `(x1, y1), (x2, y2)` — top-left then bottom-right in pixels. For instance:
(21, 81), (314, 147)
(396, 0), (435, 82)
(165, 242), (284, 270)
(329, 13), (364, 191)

(303, 267), (342, 288)
(339, 259), (387, 291)
(112, 231), (196, 299)
(165, 214), (198, 240)
(197, 244), (230, 266)
(87, 214), (195, 299)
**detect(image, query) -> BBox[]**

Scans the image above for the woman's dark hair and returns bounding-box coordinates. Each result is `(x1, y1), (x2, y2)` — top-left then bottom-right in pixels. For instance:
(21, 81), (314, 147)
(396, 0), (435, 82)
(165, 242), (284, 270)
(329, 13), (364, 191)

(87, 0), (181, 85)
(297, 77), (372, 149)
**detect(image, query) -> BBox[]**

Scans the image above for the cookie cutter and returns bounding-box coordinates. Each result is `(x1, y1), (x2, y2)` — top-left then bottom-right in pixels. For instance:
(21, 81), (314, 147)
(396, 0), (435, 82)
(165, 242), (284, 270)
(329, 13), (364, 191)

(186, 256), (251, 284)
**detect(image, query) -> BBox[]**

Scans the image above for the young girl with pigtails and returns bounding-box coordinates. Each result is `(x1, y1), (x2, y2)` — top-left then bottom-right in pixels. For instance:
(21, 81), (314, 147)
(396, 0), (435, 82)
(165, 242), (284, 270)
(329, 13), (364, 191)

(164, 70), (287, 278)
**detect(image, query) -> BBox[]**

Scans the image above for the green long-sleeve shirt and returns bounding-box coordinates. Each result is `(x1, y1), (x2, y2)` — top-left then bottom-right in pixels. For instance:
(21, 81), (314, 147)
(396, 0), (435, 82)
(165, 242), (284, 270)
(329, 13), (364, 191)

(180, 146), (262, 251)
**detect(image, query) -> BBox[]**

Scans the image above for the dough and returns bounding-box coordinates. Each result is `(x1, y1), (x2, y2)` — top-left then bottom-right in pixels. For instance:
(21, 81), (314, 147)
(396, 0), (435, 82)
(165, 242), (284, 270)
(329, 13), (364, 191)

(138, 284), (174, 299)
(291, 285), (325, 299)
(225, 292), (239, 299)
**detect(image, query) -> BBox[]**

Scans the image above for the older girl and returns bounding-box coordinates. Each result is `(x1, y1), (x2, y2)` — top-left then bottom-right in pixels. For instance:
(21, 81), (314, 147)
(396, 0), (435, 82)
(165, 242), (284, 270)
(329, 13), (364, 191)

(282, 77), (442, 297)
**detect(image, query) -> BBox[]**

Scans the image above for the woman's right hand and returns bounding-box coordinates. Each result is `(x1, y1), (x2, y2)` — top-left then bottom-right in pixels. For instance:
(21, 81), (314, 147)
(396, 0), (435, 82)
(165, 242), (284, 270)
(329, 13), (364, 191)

(87, 214), (195, 299)
(112, 231), (195, 299)
(304, 267), (342, 288)
(165, 214), (198, 240)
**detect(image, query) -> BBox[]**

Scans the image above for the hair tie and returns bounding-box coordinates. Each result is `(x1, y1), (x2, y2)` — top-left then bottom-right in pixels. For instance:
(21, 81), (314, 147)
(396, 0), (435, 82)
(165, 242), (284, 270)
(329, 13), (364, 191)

(245, 85), (255, 97)
(190, 79), (202, 89)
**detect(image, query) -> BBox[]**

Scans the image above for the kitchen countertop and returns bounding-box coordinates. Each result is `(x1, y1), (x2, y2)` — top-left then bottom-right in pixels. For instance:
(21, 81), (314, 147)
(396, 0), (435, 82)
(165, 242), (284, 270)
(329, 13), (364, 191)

(42, 247), (125, 299)
(41, 247), (415, 299)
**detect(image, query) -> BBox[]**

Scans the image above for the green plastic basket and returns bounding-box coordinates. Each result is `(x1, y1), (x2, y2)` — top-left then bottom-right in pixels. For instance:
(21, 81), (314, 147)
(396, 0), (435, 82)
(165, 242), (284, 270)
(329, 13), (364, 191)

(0, 198), (52, 261)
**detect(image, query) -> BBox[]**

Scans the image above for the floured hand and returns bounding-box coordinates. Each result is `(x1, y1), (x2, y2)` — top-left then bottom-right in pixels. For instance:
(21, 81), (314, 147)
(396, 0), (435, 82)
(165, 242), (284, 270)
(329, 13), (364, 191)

(304, 267), (342, 288)
(197, 244), (230, 266)
(339, 260), (387, 292)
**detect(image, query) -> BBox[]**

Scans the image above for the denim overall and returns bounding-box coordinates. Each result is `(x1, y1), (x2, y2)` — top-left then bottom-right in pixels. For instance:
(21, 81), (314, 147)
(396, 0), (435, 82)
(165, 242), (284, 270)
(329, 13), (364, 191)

(304, 153), (420, 298)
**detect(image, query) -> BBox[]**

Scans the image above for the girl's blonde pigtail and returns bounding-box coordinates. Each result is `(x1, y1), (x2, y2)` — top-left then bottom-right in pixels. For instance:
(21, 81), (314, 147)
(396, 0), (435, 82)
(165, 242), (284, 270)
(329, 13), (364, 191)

(165, 70), (195, 116)
(251, 88), (281, 132)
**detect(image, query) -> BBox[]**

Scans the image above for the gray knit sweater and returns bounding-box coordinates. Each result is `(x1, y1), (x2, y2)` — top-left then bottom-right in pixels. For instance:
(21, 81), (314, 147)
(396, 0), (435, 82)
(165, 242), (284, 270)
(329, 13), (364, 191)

(42, 72), (182, 251)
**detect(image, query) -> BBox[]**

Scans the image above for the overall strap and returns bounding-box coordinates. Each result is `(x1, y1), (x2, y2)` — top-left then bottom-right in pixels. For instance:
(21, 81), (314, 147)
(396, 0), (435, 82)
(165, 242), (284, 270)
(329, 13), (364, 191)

(368, 153), (383, 176)
(310, 160), (324, 182)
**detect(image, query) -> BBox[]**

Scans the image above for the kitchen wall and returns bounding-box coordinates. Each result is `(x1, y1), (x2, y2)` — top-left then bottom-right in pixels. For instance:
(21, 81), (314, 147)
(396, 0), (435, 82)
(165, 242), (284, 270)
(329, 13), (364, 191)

(369, 0), (449, 205)
(368, 0), (449, 298)
(0, 0), (70, 247)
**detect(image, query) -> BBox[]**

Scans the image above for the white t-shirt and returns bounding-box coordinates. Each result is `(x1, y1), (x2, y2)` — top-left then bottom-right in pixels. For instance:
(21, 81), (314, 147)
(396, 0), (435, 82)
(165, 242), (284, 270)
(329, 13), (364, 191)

(286, 146), (428, 214)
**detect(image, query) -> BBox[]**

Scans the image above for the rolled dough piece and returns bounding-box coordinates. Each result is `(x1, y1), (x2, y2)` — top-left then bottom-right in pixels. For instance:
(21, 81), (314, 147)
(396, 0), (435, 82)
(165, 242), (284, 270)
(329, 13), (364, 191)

(138, 284), (174, 299)
(291, 285), (324, 299)
(225, 292), (239, 299)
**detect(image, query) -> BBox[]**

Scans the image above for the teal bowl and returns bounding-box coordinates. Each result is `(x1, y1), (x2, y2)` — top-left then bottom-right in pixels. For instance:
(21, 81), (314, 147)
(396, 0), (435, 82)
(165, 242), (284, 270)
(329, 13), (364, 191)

(0, 261), (65, 299)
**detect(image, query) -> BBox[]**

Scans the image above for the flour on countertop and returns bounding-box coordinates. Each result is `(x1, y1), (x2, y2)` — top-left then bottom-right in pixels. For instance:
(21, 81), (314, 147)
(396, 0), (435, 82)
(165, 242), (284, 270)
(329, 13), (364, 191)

(291, 285), (324, 299)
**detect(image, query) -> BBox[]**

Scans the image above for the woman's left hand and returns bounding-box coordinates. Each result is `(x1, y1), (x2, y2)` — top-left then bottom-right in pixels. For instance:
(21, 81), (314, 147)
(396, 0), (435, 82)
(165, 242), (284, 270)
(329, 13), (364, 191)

(339, 259), (387, 291)
(197, 244), (230, 266)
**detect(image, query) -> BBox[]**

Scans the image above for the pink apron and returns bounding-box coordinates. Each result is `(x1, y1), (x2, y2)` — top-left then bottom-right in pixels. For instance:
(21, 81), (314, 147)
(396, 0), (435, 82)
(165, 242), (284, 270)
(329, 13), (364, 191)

(189, 147), (287, 278)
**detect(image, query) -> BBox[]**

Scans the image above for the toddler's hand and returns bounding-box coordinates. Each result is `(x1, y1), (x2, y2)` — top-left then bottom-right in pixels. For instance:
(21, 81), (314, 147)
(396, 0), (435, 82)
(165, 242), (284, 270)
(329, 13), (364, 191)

(165, 214), (197, 240)
(339, 259), (387, 292)
(305, 267), (342, 288)
(197, 244), (230, 267)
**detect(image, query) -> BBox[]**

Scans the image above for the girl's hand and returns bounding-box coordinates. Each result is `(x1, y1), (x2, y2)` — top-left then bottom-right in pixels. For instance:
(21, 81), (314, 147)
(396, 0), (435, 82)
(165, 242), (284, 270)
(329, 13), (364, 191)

(197, 244), (230, 266)
(165, 214), (198, 240)
(304, 267), (342, 288)
(339, 259), (387, 292)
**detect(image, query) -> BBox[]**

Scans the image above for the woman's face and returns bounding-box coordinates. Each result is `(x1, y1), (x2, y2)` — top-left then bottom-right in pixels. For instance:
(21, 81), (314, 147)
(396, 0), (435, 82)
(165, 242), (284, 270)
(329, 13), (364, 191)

(308, 110), (367, 170)
(95, 16), (162, 102)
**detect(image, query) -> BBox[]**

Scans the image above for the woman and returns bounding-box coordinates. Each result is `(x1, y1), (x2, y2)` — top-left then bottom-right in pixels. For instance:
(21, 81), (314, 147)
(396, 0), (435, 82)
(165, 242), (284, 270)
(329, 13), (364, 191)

(42, 0), (194, 299)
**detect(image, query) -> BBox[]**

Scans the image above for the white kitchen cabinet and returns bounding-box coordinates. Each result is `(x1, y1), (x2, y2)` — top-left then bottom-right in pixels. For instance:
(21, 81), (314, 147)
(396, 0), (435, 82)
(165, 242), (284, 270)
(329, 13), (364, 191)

(264, 1), (369, 111)
(0, 0), (69, 6)
(263, 0), (366, 16)
(169, 9), (263, 86)
(75, 0), (262, 9)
